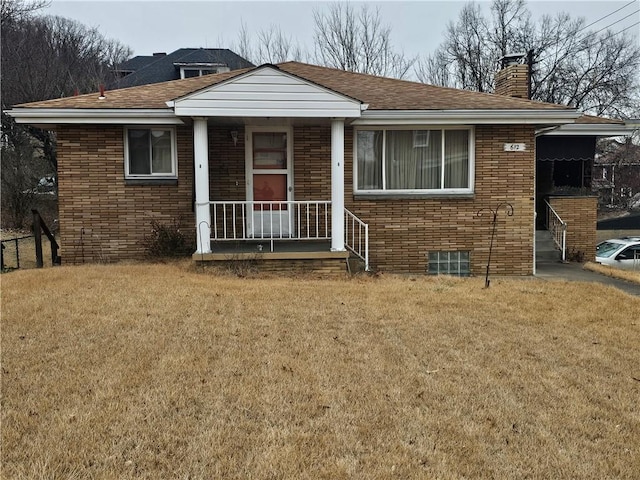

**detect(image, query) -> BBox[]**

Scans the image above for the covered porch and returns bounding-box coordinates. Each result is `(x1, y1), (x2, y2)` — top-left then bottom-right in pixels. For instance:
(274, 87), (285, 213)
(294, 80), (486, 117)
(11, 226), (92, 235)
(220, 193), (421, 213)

(193, 199), (368, 270)
(179, 65), (369, 269)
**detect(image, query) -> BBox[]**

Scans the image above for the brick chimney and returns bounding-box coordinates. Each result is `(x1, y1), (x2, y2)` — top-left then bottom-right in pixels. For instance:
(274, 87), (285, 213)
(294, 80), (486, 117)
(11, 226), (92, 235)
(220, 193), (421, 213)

(495, 52), (531, 99)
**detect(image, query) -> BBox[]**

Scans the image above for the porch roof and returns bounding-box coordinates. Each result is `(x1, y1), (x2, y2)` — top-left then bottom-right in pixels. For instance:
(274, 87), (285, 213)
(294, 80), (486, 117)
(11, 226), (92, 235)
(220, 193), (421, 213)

(167, 64), (364, 118)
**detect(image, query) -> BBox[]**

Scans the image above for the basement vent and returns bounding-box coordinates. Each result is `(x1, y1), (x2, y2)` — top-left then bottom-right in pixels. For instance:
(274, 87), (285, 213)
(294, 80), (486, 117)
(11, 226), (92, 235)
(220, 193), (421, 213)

(427, 251), (470, 276)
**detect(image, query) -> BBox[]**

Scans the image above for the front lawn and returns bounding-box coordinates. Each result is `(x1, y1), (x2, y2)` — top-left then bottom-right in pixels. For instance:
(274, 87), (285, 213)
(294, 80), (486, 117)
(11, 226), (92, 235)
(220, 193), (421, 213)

(2, 263), (639, 479)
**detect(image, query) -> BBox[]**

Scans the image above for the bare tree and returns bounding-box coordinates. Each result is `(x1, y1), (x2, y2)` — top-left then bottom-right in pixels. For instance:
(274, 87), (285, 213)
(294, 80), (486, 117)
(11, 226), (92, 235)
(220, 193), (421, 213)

(313, 3), (415, 79)
(1, 0), (48, 26)
(255, 25), (305, 64)
(530, 12), (640, 117)
(1, 7), (132, 227)
(0, 124), (48, 229)
(416, 0), (640, 117)
(2, 15), (131, 109)
(233, 21), (306, 65)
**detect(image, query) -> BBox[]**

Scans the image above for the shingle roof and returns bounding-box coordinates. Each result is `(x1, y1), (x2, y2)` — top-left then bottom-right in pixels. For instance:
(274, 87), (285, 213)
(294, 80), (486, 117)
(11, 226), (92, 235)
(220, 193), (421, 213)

(116, 55), (157, 73)
(112, 48), (254, 89)
(575, 114), (624, 125)
(18, 61), (574, 112)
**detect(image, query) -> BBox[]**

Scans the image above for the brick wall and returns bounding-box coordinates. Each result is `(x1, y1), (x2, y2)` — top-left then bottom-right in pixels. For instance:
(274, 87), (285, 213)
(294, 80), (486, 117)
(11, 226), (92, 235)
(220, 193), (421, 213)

(495, 64), (529, 99)
(548, 196), (598, 261)
(339, 125), (536, 275)
(56, 125), (194, 263)
(57, 123), (536, 275)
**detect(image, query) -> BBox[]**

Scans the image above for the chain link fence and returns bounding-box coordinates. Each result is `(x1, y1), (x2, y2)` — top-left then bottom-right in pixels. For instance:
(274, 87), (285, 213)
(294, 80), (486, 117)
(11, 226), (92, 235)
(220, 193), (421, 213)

(1, 234), (57, 270)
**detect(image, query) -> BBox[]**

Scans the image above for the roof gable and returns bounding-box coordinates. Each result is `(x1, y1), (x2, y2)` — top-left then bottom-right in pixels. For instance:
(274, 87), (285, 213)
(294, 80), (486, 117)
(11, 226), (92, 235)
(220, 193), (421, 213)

(170, 65), (363, 118)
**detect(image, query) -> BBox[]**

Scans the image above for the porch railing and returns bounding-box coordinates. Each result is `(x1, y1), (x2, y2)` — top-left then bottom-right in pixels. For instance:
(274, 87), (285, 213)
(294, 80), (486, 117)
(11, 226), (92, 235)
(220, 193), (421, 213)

(544, 199), (567, 262)
(210, 201), (331, 251)
(208, 201), (370, 269)
(345, 209), (369, 271)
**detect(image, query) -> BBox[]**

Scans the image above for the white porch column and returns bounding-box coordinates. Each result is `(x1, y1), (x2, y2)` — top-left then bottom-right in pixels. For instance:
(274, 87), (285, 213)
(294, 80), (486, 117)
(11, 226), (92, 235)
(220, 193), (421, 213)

(193, 117), (211, 253)
(331, 118), (345, 251)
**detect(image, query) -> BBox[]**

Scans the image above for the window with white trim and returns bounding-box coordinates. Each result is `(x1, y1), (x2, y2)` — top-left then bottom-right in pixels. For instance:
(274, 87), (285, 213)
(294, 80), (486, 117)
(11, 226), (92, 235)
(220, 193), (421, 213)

(125, 128), (177, 178)
(179, 66), (230, 79)
(355, 128), (473, 193)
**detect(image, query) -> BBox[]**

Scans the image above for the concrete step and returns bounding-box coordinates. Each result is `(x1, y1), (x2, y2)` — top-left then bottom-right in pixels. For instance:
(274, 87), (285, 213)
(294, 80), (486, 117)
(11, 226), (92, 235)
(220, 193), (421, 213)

(536, 229), (561, 262)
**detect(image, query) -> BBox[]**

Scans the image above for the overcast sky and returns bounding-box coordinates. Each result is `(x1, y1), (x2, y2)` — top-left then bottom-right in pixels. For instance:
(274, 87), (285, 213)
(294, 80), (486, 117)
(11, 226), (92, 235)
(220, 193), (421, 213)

(45, 0), (639, 63)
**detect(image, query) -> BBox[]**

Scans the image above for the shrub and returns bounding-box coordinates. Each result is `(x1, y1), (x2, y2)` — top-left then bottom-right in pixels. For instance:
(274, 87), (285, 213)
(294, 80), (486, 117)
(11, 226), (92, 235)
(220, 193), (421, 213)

(143, 218), (194, 258)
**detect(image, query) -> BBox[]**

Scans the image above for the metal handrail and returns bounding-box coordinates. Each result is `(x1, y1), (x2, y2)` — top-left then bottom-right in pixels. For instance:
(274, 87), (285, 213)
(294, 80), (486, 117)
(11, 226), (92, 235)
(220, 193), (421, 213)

(544, 199), (567, 262)
(344, 208), (370, 271)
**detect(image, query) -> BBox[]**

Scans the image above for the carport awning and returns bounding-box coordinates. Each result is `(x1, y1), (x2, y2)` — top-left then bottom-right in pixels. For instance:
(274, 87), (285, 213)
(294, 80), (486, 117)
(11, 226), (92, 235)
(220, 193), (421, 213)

(538, 136), (595, 162)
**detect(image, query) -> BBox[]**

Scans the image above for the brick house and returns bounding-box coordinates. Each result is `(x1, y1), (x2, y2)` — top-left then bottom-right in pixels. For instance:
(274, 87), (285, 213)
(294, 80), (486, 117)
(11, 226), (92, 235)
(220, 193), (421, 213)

(9, 61), (605, 275)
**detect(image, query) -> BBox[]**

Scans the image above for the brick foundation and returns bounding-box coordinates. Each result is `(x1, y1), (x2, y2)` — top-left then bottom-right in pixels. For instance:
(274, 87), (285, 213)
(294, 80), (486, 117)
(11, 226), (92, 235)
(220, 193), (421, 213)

(198, 258), (349, 277)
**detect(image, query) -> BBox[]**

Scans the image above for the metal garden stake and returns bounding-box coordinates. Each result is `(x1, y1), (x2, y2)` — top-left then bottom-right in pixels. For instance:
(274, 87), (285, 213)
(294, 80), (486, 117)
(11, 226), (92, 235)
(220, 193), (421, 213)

(476, 202), (514, 288)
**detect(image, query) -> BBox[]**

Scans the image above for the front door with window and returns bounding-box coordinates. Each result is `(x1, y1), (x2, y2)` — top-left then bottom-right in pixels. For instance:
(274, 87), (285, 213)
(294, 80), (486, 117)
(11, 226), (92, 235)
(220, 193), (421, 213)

(246, 127), (293, 238)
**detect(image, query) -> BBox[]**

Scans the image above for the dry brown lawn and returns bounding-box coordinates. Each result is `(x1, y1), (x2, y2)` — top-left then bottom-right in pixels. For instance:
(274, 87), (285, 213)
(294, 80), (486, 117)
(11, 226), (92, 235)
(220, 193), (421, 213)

(2, 263), (639, 479)
(584, 261), (640, 285)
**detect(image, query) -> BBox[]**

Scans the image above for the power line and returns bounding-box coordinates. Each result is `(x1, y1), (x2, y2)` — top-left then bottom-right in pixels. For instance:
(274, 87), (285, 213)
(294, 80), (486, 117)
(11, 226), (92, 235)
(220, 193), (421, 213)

(533, 1), (639, 64)
(576, 0), (637, 34)
(537, 20), (640, 64)
(545, 1), (638, 49)
(536, 6), (639, 65)
(588, 9), (640, 37)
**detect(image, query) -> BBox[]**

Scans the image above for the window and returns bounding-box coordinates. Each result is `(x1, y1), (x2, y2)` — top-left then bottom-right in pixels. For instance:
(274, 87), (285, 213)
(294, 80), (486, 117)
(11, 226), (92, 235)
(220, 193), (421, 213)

(427, 251), (470, 276)
(125, 128), (176, 178)
(355, 128), (473, 194)
(179, 66), (231, 79)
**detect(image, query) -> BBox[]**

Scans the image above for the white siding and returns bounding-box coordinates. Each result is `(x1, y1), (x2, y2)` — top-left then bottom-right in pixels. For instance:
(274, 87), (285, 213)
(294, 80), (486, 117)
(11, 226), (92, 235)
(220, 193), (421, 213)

(172, 67), (362, 118)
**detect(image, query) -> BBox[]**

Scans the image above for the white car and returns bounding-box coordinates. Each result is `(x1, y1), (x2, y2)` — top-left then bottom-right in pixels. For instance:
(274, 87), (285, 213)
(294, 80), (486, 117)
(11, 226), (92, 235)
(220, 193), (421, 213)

(595, 237), (640, 270)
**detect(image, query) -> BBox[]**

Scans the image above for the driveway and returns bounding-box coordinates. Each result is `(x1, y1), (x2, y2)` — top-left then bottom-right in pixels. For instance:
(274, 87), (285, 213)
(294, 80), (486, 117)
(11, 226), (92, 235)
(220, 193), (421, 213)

(597, 213), (640, 230)
(535, 260), (640, 296)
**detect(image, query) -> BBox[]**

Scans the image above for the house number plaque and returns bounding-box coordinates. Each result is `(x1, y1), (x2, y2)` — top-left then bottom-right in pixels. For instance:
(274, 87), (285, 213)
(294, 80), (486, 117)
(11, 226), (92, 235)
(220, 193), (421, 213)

(503, 143), (526, 151)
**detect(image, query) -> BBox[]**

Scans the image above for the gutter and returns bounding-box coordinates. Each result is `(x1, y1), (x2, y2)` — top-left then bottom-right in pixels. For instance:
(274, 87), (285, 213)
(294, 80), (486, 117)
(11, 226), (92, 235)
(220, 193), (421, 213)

(540, 123), (634, 137)
(6, 108), (185, 126)
(352, 109), (581, 126)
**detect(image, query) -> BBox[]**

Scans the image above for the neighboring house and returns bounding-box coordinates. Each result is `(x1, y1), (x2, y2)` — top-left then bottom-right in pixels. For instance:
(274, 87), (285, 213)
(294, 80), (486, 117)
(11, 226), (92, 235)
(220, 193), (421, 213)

(7, 61), (629, 275)
(592, 133), (640, 209)
(112, 48), (254, 89)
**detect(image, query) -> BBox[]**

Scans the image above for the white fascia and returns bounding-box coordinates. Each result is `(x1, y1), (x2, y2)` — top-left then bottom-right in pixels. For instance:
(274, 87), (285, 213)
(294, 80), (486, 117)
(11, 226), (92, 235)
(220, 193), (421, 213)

(351, 109), (581, 126)
(6, 108), (185, 125)
(538, 123), (632, 137)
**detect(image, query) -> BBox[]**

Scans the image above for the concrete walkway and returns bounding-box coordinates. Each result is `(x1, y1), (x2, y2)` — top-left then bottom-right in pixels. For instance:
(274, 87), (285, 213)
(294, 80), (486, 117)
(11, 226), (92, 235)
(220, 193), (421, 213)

(535, 260), (640, 296)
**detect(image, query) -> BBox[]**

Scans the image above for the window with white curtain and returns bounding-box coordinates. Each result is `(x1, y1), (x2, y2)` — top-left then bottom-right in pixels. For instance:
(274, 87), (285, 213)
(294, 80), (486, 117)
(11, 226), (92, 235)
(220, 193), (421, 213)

(355, 128), (473, 193)
(125, 128), (177, 178)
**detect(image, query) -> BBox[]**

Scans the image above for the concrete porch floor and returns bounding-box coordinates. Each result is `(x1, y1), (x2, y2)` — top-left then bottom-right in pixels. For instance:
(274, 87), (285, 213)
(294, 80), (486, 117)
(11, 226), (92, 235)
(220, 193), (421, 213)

(192, 240), (350, 261)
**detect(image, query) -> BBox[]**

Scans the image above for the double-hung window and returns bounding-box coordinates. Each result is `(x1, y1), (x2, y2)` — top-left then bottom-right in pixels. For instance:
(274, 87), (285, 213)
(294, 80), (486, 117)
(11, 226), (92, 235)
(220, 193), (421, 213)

(125, 128), (177, 179)
(355, 128), (474, 194)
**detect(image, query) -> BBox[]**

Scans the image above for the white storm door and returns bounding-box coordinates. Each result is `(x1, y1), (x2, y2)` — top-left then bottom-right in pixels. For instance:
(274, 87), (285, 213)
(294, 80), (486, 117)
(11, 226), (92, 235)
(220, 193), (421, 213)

(246, 127), (293, 238)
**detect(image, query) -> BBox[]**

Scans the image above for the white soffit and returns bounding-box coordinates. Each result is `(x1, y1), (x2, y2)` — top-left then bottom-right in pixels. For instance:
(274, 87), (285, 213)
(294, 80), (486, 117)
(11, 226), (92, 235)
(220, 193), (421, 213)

(170, 66), (363, 118)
